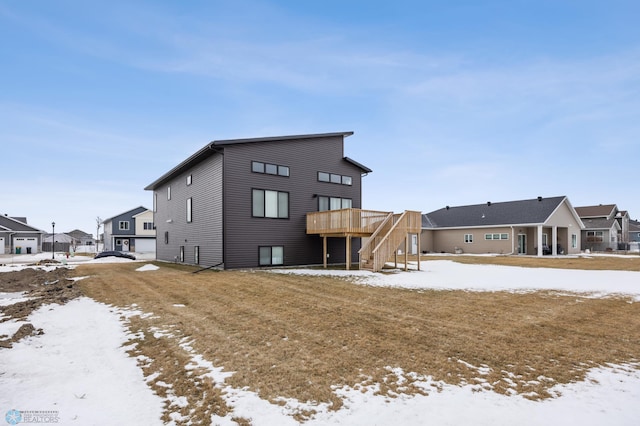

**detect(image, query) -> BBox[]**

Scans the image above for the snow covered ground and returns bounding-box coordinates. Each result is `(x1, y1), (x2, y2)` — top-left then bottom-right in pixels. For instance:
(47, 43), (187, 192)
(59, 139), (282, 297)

(1, 254), (640, 425)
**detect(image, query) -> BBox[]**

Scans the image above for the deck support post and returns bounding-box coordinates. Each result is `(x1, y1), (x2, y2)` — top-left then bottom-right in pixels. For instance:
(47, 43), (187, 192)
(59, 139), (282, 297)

(404, 235), (408, 271)
(417, 233), (421, 271)
(323, 236), (327, 268)
(346, 236), (351, 270)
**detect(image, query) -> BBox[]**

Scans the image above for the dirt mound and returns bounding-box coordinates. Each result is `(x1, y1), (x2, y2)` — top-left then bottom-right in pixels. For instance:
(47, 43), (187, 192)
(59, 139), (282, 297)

(0, 323), (43, 348)
(0, 266), (71, 292)
(0, 267), (83, 347)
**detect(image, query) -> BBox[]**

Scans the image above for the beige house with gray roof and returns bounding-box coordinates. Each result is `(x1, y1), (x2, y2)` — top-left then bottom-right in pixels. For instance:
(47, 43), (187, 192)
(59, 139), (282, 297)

(421, 196), (584, 256)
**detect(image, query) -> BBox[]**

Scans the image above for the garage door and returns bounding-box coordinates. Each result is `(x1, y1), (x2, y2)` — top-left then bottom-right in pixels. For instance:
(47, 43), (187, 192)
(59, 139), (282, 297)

(13, 237), (38, 254)
(134, 238), (156, 253)
(0, 237), (4, 254)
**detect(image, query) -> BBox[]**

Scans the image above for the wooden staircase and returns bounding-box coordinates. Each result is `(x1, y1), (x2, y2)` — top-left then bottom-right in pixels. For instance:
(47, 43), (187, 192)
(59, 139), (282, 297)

(359, 210), (422, 272)
(306, 208), (422, 272)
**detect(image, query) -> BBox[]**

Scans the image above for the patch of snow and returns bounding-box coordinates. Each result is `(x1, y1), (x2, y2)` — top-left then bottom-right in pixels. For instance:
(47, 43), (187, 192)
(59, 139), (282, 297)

(0, 297), (163, 424)
(136, 263), (160, 271)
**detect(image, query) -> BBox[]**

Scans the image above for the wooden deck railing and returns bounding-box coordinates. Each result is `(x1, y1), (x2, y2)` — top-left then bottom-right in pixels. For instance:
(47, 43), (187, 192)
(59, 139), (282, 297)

(360, 210), (422, 272)
(306, 208), (391, 236)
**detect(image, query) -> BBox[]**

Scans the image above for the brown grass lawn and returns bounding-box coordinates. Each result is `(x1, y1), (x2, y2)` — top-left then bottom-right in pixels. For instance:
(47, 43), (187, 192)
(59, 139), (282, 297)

(76, 256), (640, 423)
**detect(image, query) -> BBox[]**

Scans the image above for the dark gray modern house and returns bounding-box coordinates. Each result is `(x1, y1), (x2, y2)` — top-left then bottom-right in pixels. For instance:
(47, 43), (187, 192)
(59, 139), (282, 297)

(145, 132), (383, 269)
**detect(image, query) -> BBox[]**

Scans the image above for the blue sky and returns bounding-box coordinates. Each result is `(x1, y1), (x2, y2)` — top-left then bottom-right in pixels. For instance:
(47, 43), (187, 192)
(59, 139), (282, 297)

(2, 0), (639, 236)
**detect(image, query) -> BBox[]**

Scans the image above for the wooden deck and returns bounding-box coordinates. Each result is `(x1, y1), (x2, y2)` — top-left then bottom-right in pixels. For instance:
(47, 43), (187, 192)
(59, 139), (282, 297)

(306, 208), (391, 237)
(306, 209), (423, 271)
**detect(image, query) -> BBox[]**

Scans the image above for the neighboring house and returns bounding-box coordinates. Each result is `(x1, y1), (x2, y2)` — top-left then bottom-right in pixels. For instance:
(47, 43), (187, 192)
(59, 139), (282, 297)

(421, 196), (584, 256)
(42, 232), (74, 253)
(67, 229), (95, 247)
(575, 204), (630, 251)
(102, 207), (156, 253)
(629, 220), (640, 243)
(0, 215), (45, 254)
(144, 132), (377, 269)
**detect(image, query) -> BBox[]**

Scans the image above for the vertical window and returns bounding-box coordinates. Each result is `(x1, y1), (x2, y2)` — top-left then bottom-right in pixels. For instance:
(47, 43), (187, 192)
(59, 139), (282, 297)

(164, 231), (169, 244)
(179, 246), (184, 262)
(187, 198), (193, 223)
(167, 186), (171, 200)
(259, 246), (284, 266)
(571, 234), (577, 249)
(319, 196), (329, 212)
(187, 174), (192, 185)
(464, 234), (473, 243)
(194, 246), (200, 264)
(265, 190), (278, 217)
(330, 197), (342, 210)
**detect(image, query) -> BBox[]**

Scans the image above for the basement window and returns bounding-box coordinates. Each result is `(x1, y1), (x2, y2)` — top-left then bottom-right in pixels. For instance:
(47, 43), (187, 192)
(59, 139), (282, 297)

(259, 246), (284, 266)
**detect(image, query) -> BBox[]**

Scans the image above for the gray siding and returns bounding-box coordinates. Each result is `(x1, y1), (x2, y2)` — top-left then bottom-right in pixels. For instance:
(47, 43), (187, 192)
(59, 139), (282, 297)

(222, 135), (363, 268)
(110, 207), (147, 236)
(154, 154), (223, 266)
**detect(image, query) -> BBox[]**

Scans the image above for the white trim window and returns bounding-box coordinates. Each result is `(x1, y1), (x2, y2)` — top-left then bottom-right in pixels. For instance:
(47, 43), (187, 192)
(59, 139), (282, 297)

(186, 197), (193, 223)
(464, 234), (473, 243)
(119, 221), (130, 231)
(485, 233), (508, 240)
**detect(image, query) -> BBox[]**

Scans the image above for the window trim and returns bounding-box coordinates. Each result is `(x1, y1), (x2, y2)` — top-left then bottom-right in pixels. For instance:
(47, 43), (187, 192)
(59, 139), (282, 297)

(119, 221), (130, 231)
(464, 234), (473, 243)
(484, 233), (508, 240)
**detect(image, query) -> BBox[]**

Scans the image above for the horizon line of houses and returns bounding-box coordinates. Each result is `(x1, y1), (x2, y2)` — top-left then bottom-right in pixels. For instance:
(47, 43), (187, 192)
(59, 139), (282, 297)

(3, 132), (640, 266)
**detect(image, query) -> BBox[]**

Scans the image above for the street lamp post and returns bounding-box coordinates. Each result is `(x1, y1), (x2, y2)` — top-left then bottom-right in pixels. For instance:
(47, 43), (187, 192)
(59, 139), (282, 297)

(51, 222), (55, 260)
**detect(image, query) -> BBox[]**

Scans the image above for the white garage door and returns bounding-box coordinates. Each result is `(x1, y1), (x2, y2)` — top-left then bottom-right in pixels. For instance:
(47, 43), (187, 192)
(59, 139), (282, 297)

(0, 237), (5, 254)
(134, 238), (155, 253)
(13, 237), (38, 254)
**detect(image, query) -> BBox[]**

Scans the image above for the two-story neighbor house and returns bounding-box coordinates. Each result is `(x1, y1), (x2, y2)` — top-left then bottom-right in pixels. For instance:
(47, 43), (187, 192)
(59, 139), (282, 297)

(421, 196), (584, 256)
(145, 132), (373, 269)
(102, 207), (156, 253)
(0, 215), (45, 254)
(575, 204), (631, 251)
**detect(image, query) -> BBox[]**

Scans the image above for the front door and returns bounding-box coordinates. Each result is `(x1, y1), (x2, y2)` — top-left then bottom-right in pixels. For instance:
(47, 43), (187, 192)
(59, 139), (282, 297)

(121, 239), (130, 252)
(411, 234), (418, 254)
(517, 234), (526, 254)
